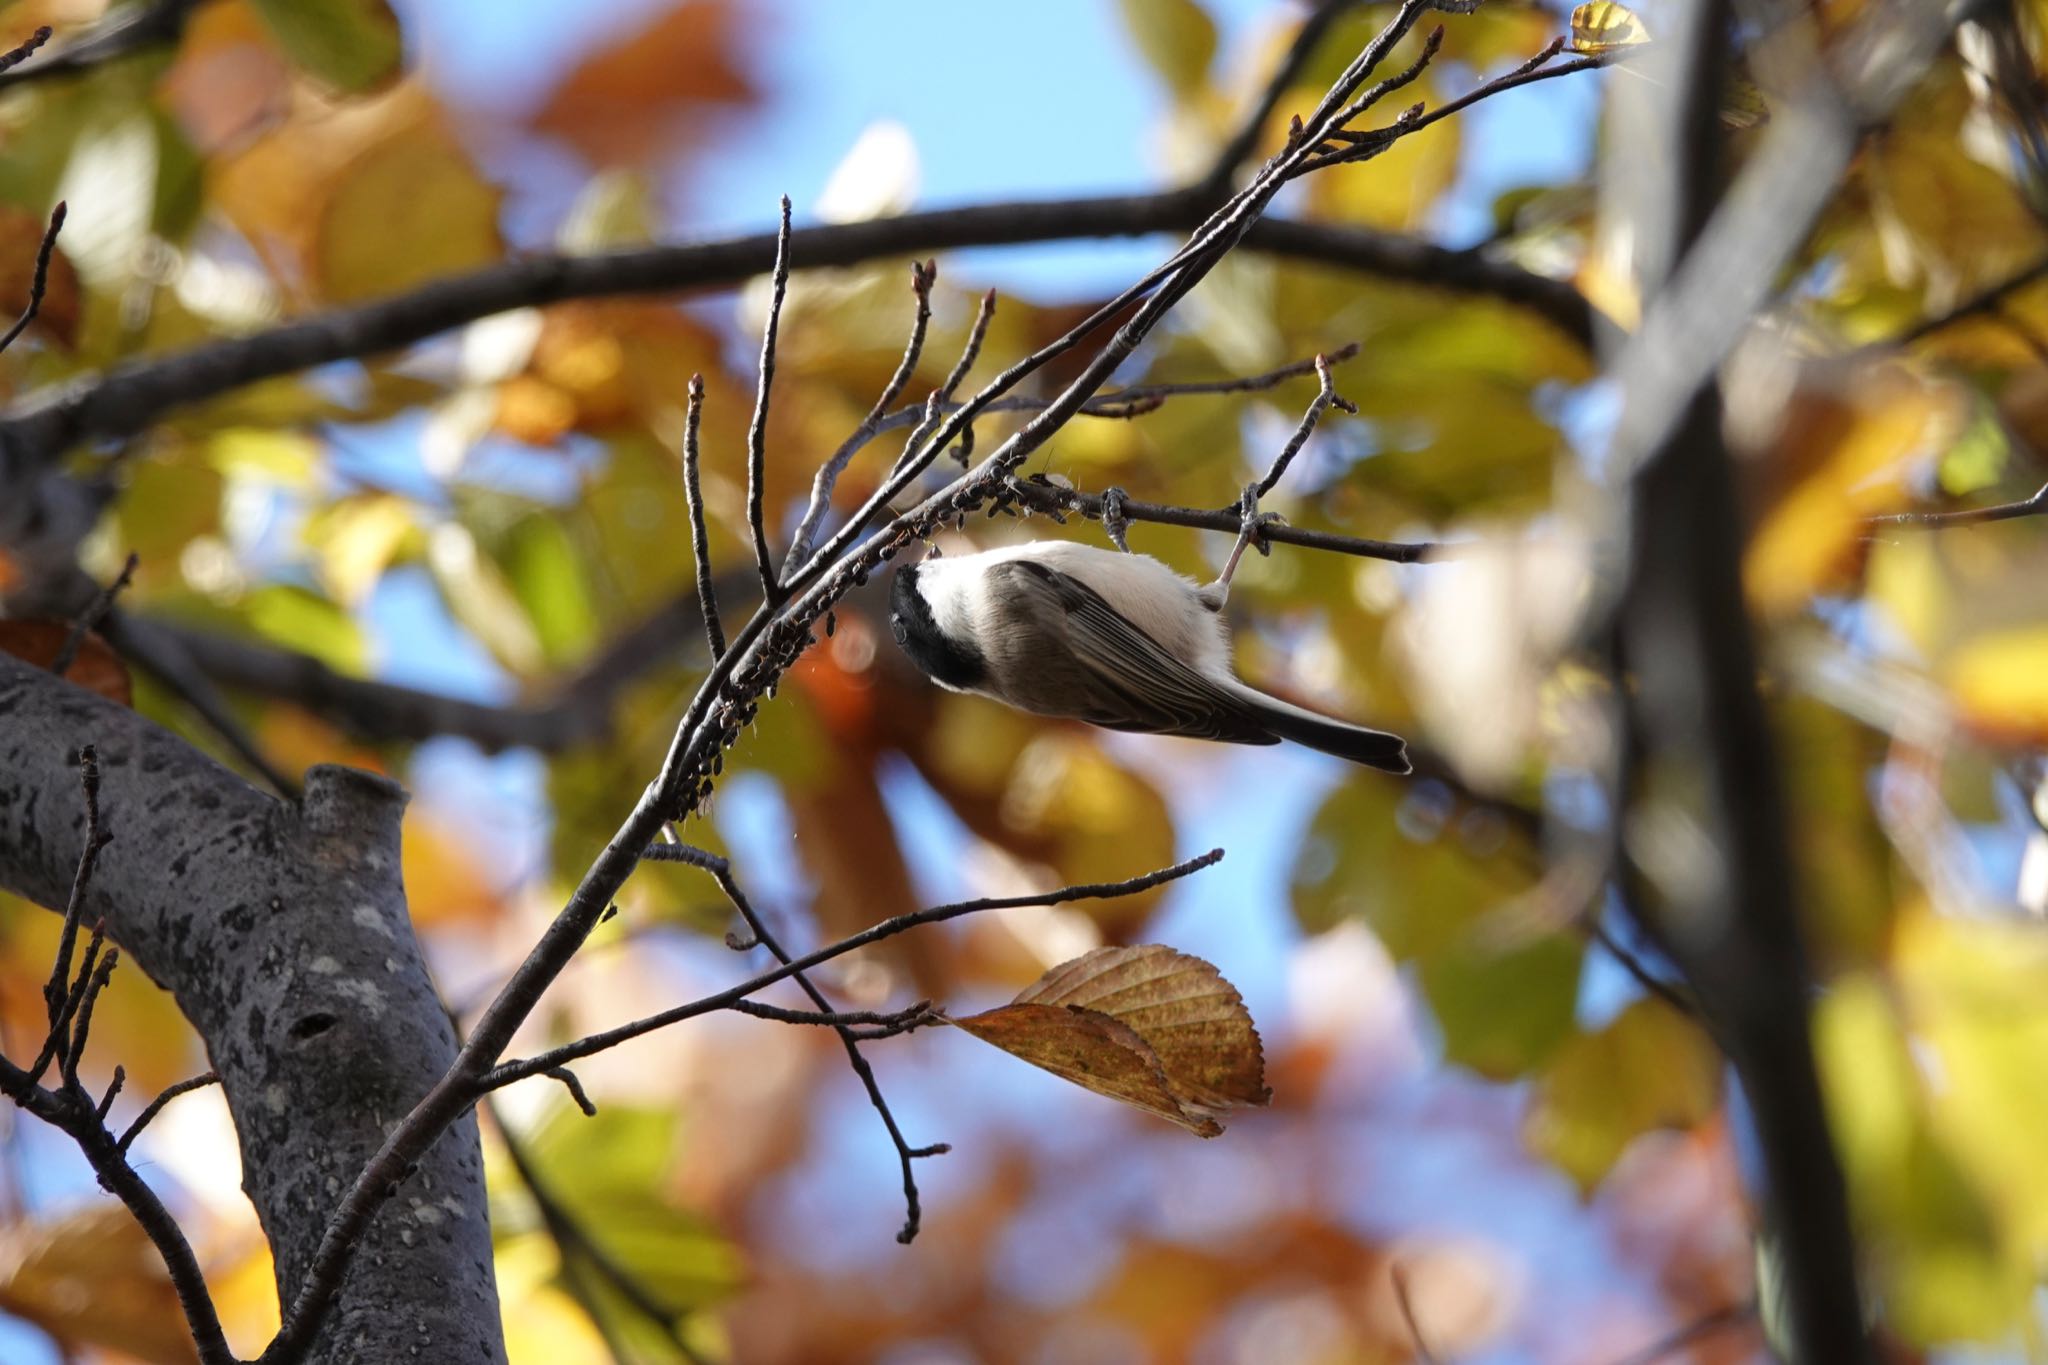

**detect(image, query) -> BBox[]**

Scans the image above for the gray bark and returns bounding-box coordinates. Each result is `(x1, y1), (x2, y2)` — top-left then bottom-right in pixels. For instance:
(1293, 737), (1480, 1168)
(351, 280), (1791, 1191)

(0, 650), (504, 1364)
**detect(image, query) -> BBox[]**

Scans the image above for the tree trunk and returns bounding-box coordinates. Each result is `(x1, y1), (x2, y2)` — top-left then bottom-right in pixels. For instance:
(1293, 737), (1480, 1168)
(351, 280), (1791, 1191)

(0, 650), (505, 1364)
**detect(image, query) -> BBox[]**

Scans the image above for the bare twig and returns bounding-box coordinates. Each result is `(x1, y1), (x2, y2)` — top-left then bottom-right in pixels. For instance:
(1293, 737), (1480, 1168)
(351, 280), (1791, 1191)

(1252, 352), (1357, 499)
(0, 201), (65, 355)
(116, 1071), (219, 1153)
(1865, 481), (2048, 529)
(99, 610), (300, 799)
(746, 197), (793, 602)
(485, 849), (1225, 1090)
(1885, 254), (2048, 349)
(41, 748), (105, 1033)
(1202, 0), (1361, 194)
(0, 1), (207, 90)
(52, 553), (137, 677)
(1390, 1261), (1442, 1365)
(680, 374), (727, 660)
(1588, 922), (1700, 1020)
(788, 260), (936, 575)
(641, 840), (950, 1240)
(540, 1066), (595, 1117)
(1006, 476), (1451, 563)
(0, 26), (51, 73)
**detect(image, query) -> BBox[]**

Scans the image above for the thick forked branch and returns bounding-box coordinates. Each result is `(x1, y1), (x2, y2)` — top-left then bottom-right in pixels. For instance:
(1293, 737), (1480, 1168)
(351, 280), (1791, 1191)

(0, 652), (504, 1365)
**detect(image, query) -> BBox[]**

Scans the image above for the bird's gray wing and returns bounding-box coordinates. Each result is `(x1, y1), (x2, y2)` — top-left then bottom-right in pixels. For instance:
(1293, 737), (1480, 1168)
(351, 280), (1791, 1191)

(990, 558), (1278, 745)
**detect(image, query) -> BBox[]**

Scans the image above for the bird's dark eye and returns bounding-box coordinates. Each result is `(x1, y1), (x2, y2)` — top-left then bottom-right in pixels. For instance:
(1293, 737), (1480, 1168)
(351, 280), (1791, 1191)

(889, 612), (910, 645)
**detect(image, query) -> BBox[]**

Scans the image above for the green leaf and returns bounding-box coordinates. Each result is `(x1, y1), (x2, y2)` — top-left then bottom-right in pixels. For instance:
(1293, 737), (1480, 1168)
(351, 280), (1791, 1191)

(523, 1107), (747, 1318)
(1116, 0), (1217, 99)
(244, 583), (367, 674)
(500, 515), (598, 668)
(1523, 999), (1722, 1191)
(1422, 933), (1582, 1080)
(248, 0), (403, 92)
(1292, 774), (1579, 1080)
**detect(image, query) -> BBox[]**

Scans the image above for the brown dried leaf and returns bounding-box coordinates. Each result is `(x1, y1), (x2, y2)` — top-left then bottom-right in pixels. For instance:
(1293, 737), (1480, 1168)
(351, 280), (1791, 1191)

(950, 945), (1269, 1136)
(0, 620), (132, 705)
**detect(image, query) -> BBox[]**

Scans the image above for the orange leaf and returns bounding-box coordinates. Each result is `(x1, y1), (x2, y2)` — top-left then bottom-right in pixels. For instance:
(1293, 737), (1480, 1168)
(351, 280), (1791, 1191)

(531, 1), (756, 165)
(0, 620), (133, 705)
(0, 1204), (202, 1364)
(949, 945), (1269, 1136)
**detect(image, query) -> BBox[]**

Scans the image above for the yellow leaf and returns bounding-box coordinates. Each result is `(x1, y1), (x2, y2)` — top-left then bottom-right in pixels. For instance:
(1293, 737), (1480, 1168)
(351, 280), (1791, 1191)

(1569, 0), (1650, 52)
(949, 945), (1270, 1136)
(0, 1205), (202, 1364)
(1742, 369), (1966, 616)
(1522, 999), (1721, 1190)
(1944, 627), (2048, 742)
(1117, 0), (1218, 99)
(317, 119), (502, 303)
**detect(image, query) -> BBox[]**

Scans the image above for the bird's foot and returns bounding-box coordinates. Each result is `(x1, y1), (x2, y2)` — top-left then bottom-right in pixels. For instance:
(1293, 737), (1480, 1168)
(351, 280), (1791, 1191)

(1201, 484), (1285, 611)
(1099, 485), (1133, 553)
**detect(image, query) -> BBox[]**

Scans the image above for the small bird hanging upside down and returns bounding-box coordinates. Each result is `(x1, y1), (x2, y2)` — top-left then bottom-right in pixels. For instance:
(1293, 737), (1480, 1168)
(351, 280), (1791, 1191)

(889, 538), (1411, 774)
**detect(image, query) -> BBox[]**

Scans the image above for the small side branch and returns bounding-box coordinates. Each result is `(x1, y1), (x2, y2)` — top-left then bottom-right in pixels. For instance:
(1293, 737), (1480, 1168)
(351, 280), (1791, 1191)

(640, 842), (949, 1242)
(1865, 481), (2048, 530)
(484, 849), (1225, 1090)
(116, 1070), (219, 1153)
(746, 196), (794, 604)
(680, 374), (727, 659)
(787, 259), (937, 576)
(52, 553), (137, 677)
(0, 200), (65, 355)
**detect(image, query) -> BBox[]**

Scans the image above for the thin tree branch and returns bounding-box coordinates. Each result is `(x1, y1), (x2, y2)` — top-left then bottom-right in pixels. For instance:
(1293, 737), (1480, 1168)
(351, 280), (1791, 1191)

(680, 374), (727, 659)
(1005, 475), (1454, 563)
(746, 197), (793, 603)
(642, 842), (949, 1241)
(489, 1100), (710, 1365)
(99, 610), (299, 799)
(1252, 352), (1357, 498)
(1865, 480), (2048, 529)
(51, 553), (136, 677)
(116, 1071), (219, 1154)
(485, 848), (1225, 1089)
(0, 201), (65, 356)
(0, 199), (1599, 492)
(787, 259), (936, 576)
(1202, 0), (1361, 195)
(0, 1), (208, 91)
(1885, 254), (2048, 349)
(0, 26), (53, 74)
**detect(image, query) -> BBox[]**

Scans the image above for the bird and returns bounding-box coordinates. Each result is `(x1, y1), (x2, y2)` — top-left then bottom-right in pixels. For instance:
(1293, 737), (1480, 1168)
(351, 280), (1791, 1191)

(887, 538), (1411, 773)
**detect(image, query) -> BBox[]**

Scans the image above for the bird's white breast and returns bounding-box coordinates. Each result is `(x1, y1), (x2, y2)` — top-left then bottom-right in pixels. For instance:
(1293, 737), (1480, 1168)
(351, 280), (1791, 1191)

(915, 540), (1231, 674)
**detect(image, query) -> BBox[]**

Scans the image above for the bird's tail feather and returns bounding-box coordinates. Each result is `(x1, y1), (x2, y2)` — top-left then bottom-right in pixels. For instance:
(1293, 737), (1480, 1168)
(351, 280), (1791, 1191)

(1231, 684), (1411, 774)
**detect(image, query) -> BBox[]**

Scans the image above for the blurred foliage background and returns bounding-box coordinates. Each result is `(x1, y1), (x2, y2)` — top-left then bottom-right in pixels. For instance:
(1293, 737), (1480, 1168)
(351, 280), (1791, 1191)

(2, 0), (2048, 1361)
